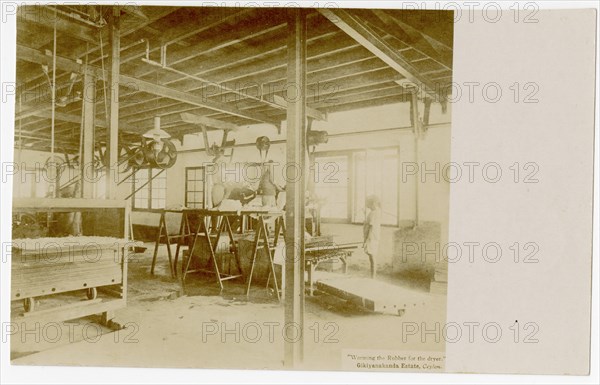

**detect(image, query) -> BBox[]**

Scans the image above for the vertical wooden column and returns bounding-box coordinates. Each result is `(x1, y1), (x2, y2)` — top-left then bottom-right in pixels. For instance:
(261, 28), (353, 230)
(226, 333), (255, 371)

(410, 91), (420, 226)
(81, 70), (96, 198)
(106, 7), (120, 199)
(284, 8), (307, 368)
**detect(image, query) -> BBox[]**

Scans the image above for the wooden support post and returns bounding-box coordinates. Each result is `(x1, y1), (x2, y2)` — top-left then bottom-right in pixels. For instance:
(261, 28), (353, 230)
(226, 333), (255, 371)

(81, 70), (95, 198)
(106, 7), (120, 199)
(284, 8), (307, 368)
(411, 91), (420, 227)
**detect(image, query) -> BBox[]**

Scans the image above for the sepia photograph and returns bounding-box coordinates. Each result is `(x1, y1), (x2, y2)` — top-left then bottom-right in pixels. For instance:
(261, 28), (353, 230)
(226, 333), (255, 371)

(8, 3), (452, 371)
(0, 1), (597, 383)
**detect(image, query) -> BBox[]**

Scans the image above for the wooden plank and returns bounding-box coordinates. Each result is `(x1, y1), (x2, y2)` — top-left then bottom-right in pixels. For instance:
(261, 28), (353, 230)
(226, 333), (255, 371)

(13, 298), (125, 324)
(316, 276), (427, 315)
(284, 8), (307, 368)
(21, 299), (103, 318)
(13, 197), (128, 210)
(180, 113), (238, 131)
(318, 8), (438, 99)
(13, 274), (121, 300)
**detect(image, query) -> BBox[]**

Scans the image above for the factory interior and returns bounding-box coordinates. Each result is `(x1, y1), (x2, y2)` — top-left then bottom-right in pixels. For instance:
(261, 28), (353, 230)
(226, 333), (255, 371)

(10, 5), (452, 370)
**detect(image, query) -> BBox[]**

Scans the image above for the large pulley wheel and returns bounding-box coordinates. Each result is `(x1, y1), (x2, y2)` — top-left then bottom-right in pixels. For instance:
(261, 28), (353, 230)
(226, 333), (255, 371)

(102, 144), (134, 173)
(129, 146), (146, 168)
(256, 136), (270, 162)
(143, 139), (178, 169)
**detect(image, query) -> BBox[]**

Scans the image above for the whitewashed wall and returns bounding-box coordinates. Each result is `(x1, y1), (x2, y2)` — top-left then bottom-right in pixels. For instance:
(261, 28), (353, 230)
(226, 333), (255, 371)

(11, 100), (451, 232)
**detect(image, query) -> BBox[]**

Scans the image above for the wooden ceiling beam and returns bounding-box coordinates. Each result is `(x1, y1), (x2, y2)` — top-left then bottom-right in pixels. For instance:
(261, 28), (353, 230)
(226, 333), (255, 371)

(121, 45), (377, 116)
(132, 13), (336, 88)
(180, 113), (238, 131)
(111, 27), (344, 114)
(326, 94), (409, 114)
(17, 10), (99, 44)
(17, 7), (181, 95)
(122, 67), (396, 128)
(119, 73), (279, 126)
(318, 8), (438, 99)
(119, 8), (254, 67)
(16, 44), (280, 126)
(365, 9), (452, 71)
(31, 110), (104, 127)
(123, 10), (286, 80)
(312, 86), (407, 110)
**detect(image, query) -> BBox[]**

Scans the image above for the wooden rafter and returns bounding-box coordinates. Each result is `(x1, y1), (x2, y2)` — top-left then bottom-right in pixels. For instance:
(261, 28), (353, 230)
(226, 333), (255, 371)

(17, 10), (99, 44)
(368, 9), (452, 70)
(16, 44), (280, 127)
(180, 113), (238, 131)
(318, 8), (439, 99)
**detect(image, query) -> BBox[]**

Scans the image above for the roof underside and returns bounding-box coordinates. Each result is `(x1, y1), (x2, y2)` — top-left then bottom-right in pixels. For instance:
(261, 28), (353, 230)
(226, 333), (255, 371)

(14, 5), (454, 153)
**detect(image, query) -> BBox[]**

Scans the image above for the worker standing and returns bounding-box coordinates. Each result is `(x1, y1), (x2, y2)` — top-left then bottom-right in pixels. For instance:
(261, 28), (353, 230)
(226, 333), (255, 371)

(363, 195), (381, 279)
(258, 164), (283, 207)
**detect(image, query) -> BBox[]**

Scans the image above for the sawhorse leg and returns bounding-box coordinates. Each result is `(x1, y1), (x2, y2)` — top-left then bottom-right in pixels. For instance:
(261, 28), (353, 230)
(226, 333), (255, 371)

(245, 218), (262, 297)
(150, 212), (174, 277)
(173, 212), (191, 278)
(224, 216), (244, 277)
(246, 217), (280, 301)
(206, 216), (225, 291)
(261, 217), (280, 301)
(181, 216), (203, 288)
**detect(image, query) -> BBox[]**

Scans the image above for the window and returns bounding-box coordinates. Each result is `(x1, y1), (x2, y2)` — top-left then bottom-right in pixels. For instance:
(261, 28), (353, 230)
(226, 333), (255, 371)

(132, 168), (167, 210)
(314, 155), (350, 220)
(352, 148), (399, 225)
(314, 147), (399, 226)
(185, 167), (206, 208)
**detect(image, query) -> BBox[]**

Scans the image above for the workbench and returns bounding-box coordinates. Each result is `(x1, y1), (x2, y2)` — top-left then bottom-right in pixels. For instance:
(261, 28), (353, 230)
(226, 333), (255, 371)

(270, 239), (358, 298)
(304, 243), (357, 295)
(179, 208), (285, 300)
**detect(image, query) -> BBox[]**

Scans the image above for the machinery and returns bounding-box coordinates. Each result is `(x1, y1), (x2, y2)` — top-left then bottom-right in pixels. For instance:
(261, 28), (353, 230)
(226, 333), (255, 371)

(256, 135), (271, 162)
(202, 124), (236, 163)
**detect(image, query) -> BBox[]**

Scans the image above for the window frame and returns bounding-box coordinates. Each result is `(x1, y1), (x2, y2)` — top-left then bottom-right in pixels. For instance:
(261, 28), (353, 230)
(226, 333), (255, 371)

(313, 151), (352, 222)
(132, 168), (167, 211)
(184, 166), (207, 209)
(313, 146), (400, 227)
